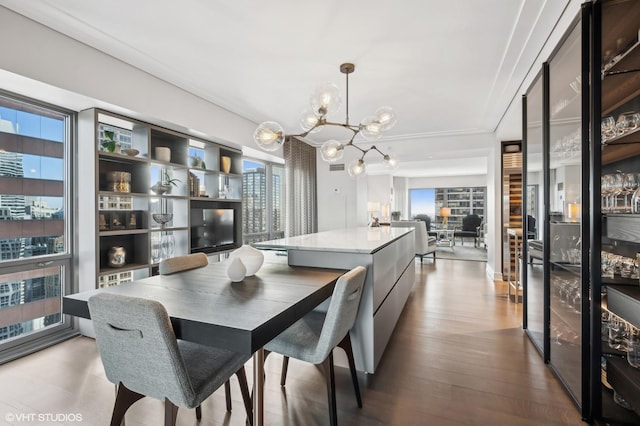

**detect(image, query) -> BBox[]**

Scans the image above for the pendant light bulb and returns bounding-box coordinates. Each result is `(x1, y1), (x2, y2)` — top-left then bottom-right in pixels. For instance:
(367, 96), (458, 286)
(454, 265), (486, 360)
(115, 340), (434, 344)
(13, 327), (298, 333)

(299, 110), (323, 133)
(384, 154), (399, 170)
(310, 82), (341, 117)
(360, 116), (383, 140)
(320, 140), (344, 163)
(347, 159), (366, 177)
(375, 106), (397, 131)
(253, 121), (285, 151)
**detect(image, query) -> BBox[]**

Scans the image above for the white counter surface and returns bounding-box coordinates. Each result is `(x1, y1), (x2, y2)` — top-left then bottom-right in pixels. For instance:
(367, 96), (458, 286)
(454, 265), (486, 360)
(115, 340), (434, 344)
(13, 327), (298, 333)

(255, 226), (413, 254)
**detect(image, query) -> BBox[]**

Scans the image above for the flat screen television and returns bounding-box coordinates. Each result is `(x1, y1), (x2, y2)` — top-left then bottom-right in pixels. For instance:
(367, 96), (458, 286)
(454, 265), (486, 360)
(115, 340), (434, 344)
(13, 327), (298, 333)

(190, 208), (235, 253)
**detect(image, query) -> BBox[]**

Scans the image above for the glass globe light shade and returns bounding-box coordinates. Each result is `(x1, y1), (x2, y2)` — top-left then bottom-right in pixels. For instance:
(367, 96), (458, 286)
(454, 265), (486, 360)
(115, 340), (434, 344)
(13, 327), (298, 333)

(347, 159), (366, 177)
(383, 154), (399, 170)
(360, 116), (383, 140)
(310, 82), (341, 117)
(320, 140), (344, 163)
(375, 106), (397, 131)
(253, 121), (285, 152)
(299, 110), (323, 133)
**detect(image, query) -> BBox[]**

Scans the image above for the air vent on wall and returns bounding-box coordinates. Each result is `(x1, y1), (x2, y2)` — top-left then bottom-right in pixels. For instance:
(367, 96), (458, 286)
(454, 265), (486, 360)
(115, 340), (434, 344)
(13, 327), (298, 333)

(329, 163), (345, 171)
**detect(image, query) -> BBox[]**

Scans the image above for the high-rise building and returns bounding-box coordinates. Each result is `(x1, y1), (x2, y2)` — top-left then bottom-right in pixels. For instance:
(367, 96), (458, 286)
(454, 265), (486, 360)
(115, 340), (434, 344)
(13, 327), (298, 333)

(242, 167), (267, 234)
(272, 173), (281, 232)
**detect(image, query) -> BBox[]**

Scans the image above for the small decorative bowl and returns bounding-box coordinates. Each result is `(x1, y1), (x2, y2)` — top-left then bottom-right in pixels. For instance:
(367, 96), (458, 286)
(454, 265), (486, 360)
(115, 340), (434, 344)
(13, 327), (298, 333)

(152, 213), (173, 225)
(123, 148), (140, 157)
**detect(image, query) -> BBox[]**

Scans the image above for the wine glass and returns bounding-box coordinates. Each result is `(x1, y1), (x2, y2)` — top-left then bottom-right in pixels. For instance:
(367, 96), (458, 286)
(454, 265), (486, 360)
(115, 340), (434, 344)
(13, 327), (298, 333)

(621, 173), (639, 212)
(601, 174), (615, 212)
(616, 111), (639, 136)
(611, 172), (625, 212)
(601, 116), (616, 143)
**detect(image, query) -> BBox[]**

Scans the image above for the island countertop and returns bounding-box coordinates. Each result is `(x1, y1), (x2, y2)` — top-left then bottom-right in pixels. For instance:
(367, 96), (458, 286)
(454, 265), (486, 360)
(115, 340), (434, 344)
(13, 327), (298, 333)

(254, 226), (413, 254)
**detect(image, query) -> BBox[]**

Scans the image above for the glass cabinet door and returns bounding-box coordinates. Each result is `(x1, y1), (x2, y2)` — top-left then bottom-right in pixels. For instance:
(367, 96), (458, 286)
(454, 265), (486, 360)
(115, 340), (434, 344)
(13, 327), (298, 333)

(547, 20), (584, 407)
(523, 72), (545, 354)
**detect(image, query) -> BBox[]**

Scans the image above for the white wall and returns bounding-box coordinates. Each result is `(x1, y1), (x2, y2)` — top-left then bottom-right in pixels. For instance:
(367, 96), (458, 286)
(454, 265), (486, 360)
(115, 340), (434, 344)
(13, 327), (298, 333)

(408, 175), (487, 189)
(0, 7), (259, 151)
(316, 148), (363, 231)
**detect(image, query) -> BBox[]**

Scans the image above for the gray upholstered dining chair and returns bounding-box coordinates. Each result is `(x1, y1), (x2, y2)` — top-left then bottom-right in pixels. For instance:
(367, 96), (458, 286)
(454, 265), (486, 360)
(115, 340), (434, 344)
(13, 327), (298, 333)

(264, 265), (367, 426)
(159, 252), (208, 275)
(88, 292), (253, 426)
(159, 252), (242, 413)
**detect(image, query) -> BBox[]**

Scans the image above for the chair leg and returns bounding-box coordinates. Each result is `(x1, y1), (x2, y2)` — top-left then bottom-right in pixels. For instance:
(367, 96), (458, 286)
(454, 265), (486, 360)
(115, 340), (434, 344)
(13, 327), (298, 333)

(322, 352), (338, 426)
(224, 380), (232, 411)
(337, 334), (362, 408)
(195, 405), (202, 420)
(280, 355), (290, 386)
(110, 383), (145, 426)
(164, 400), (179, 426)
(235, 366), (253, 426)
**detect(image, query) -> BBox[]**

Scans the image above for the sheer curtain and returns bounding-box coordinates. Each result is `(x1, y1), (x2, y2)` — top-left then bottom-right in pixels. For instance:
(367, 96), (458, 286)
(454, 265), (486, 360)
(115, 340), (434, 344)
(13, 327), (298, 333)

(284, 137), (317, 236)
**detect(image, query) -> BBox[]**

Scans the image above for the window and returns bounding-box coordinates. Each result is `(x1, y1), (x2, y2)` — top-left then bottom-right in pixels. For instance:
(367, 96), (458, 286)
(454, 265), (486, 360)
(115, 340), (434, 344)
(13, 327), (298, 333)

(0, 92), (74, 359)
(409, 188), (436, 218)
(410, 187), (486, 228)
(242, 159), (285, 243)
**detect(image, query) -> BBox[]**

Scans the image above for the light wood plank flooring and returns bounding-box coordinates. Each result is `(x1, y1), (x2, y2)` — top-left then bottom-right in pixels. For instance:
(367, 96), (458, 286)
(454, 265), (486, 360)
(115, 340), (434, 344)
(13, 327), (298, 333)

(0, 259), (585, 425)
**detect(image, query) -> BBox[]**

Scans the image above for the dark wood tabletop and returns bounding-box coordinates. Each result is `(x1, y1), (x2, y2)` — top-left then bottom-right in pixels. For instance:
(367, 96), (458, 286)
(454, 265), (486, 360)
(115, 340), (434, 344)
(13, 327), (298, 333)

(63, 260), (344, 354)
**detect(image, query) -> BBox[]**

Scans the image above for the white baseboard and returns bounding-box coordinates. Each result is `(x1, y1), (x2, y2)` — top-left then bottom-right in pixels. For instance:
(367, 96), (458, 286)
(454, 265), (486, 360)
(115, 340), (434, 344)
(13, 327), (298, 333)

(486, 263), (503, 281)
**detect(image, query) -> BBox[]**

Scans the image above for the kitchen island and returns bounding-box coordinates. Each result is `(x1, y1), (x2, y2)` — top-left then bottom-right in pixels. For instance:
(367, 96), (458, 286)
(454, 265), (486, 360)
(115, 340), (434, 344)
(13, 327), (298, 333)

(255, 227), (415, 373)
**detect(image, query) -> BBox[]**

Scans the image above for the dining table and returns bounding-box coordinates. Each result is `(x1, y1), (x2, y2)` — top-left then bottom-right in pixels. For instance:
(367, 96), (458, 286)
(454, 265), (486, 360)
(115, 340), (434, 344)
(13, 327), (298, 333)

(62, 258), (345, 426)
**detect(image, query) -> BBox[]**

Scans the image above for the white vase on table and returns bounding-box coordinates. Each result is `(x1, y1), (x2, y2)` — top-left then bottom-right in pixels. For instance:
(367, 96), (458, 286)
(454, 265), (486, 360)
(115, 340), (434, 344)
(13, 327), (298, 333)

(227, 258), (246, 282)
(230, 245), (264, 276)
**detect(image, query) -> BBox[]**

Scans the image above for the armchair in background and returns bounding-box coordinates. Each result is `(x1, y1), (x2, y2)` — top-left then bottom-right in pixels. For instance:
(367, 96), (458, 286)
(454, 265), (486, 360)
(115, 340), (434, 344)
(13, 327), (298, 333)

(413, 214), (437, 238)
(453, 214), (483, 247)
(391, 220), (436, 262)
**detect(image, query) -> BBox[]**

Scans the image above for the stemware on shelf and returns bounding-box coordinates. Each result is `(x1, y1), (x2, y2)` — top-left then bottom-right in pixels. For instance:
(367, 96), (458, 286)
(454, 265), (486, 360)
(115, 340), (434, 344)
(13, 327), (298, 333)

(152, 213), (175, 262)
(621, 173), (639, 213)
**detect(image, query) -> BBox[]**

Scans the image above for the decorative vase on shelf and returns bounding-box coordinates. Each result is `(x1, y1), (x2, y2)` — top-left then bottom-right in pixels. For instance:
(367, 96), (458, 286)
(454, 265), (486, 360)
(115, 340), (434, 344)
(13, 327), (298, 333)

(221, 156), (231, 173)
(229, 244), (264, 276)
(151, 182), (172, 195)
(155, 147), (171, 162)
(107, 246), (126, 268)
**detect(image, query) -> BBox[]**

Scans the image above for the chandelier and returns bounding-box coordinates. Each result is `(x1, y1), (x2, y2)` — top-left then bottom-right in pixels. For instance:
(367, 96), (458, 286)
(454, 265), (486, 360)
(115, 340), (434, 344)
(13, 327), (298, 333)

(253, 63), (398, 177)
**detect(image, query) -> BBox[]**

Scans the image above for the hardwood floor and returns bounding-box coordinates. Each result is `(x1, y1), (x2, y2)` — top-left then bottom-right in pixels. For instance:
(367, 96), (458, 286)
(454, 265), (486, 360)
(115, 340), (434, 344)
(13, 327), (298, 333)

(0, 259), (585, 425)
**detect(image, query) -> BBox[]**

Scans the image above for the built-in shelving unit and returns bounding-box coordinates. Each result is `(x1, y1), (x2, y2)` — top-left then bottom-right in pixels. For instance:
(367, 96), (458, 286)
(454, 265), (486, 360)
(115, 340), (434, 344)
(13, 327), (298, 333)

(501, 142), (522, 279)
(79, 109), (242, 289)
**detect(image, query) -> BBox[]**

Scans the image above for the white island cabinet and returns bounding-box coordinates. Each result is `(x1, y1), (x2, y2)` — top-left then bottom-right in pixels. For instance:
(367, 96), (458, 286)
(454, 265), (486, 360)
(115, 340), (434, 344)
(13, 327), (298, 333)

(255, 227), (415, 373)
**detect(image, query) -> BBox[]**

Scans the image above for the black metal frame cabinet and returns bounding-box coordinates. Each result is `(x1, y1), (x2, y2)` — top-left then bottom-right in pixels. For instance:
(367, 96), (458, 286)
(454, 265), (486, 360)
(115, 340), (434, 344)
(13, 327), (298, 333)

(592, 1), (640, 423)
(523, 1), (640, 423)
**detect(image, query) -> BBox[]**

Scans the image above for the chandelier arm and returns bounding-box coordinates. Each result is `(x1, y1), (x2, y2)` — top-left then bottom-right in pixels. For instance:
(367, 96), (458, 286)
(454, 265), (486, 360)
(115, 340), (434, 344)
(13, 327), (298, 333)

(348, 143), (367, 154)
(322, 120), (360, 133)
(370, 145), (387, 157)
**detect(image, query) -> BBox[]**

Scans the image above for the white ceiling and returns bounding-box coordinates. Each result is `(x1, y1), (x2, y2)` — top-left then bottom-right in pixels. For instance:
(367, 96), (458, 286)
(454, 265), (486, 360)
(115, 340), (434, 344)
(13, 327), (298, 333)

(0, 0), (575, 177)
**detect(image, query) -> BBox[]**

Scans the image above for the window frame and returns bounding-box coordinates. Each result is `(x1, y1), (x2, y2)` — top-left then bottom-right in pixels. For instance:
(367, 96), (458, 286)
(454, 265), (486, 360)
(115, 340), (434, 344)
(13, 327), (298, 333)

(0, 90), (76, 363)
